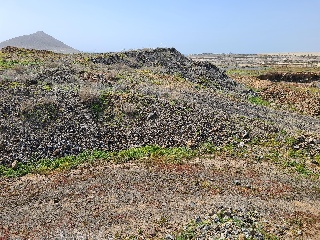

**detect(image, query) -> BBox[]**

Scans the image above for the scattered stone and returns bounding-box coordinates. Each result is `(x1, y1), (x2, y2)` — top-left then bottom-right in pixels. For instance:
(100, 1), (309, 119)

(189, 202), (196, 209)
(238, 233), (246, 240)
(173, 207), (268, 240)
(147, 112), (157, 120)
(242, 131), (249, 139)
(52, 149), (61, 157)
(11, 160), (18, 170)
(195, 216), (202, 223)
(234, 180), (241, 186)
(164, 234), (174, 240)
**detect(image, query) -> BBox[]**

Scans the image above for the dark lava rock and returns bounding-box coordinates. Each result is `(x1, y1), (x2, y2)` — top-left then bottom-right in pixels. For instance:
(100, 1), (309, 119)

(0, 47), (319, 165)
(90, 48), (246, 93)
(258, 72), (320, 83)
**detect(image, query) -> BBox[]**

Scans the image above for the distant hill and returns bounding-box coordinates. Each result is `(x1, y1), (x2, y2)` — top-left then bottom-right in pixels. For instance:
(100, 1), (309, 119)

(0, 31), (80, 54)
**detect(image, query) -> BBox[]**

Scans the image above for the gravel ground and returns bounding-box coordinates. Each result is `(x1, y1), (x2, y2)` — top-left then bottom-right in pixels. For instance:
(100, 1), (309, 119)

(1, 156), (319, 239)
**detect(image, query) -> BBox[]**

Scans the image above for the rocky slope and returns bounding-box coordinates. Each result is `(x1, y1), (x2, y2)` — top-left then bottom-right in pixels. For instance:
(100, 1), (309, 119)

(1, 46), (319, 166)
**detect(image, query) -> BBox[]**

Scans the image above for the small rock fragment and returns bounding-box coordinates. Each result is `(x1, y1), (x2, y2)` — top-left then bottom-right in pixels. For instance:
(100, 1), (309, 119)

(164, 234), (174, 240)
(234, 180), (241, 186)
(11, 160), (18, 169)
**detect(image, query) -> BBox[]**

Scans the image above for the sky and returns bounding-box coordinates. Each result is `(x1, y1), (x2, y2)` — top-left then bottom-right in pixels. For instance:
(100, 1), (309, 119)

(0, 0), (320, 54)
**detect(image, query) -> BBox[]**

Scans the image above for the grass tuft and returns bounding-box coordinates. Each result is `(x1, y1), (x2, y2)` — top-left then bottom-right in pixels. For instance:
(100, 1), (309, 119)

(248, 96), (270, 106)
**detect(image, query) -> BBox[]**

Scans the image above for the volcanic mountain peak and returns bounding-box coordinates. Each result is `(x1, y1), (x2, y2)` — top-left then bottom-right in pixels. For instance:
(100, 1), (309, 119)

(0, 31), (80, 54)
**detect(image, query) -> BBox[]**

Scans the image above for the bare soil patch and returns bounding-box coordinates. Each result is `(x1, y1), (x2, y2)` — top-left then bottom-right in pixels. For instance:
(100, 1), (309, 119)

(1, 156), (319, 239)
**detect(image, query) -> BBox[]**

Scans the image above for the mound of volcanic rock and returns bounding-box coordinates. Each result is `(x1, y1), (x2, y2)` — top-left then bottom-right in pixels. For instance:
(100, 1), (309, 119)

(0, 47), (319, 165)
(90, 48), (252, 94)
(0, 87), (261, 165)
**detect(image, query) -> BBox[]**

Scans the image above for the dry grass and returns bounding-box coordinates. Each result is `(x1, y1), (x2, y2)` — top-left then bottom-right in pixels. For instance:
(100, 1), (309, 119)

(78, 83), (103, 103)
(232, 75), (320, 116)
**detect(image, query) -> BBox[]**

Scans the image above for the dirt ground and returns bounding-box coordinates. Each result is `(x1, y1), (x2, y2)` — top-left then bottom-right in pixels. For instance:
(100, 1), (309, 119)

(1, 155), (319, 239)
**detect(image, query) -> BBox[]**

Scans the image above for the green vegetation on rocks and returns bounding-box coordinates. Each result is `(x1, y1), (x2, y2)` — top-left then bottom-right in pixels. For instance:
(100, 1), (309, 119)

(1, 134), (319, 178)
(0, 145), (196, 177)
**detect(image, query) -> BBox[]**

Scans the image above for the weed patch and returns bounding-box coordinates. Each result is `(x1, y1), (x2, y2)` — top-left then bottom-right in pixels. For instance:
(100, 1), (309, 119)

(0, 59), (19, 70)
(1, 136), (319, 178)
(248, 96), (270, 106)
(0, 145), (196, 178)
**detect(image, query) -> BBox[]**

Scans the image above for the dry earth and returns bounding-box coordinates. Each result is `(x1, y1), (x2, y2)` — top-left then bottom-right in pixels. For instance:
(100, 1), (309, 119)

(1, 154), (320, 239)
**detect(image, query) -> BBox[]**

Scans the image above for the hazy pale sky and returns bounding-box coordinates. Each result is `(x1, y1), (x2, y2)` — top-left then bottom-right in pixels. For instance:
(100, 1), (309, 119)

(1, 0), (319, 54)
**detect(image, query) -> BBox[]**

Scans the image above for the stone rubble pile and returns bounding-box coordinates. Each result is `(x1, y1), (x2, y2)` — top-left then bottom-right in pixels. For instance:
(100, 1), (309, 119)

(91, 48), (250, 93)
(0, 87), (259, 165)
(0, 47), (319, 165)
